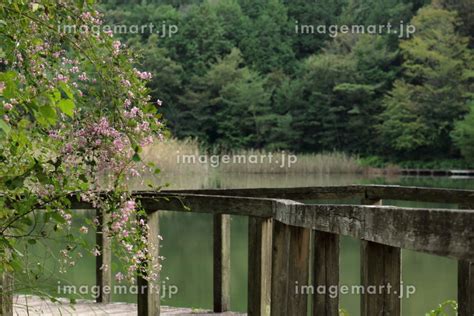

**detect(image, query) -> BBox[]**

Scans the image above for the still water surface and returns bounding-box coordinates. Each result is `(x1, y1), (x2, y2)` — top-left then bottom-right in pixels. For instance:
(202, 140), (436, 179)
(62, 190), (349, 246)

(25, 173), (474, 315)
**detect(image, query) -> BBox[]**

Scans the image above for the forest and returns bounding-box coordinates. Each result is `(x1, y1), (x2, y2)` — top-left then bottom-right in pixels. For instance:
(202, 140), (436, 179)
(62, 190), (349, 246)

(101, 0), (473, 165)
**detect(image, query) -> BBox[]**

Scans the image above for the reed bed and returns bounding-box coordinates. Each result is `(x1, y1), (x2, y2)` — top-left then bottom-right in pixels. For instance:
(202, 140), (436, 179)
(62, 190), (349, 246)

(142, 138), (364, 174)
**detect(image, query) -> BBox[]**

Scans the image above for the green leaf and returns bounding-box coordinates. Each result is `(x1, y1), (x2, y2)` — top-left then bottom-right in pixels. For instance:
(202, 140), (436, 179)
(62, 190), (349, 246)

(57, 99), (75, 117)
(0, 119), (11, 135)
(132, 153), (141, 162)
(38, 105), (57, 125)
(27, 239), (36, 245)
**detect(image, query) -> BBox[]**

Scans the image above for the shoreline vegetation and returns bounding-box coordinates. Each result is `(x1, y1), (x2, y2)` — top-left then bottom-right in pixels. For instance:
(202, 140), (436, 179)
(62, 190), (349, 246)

(142, 139), (474, 175)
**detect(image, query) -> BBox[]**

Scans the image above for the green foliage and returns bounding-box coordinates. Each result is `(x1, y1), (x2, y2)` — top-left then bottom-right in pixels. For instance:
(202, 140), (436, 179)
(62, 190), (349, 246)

(0, 0), (163, 294)
(451, 102), (474, 163)
(101, 0), (473, 165)
(379, 6), (473, 158)
(425, 300), (457, 316)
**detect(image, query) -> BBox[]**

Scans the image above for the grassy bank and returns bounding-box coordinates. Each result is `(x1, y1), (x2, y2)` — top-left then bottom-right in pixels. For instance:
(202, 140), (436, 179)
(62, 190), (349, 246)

(142, 139), (363, 174)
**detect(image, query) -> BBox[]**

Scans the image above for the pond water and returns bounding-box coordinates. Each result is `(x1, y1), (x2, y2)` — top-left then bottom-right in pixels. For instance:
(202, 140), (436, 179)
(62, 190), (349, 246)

(21, 173), (474, 315)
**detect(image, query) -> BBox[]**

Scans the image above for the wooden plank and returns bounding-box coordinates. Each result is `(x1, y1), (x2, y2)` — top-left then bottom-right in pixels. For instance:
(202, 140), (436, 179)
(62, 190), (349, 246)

(213, 214), (231, 312)
(270, 221), (310, 316)
(137, 211), (161, 316)
(365, 185), (474, 204)
(1, 269), (13, 316)
(312, 231), (339, 315)
(458, 202), (474, 316)
(273, 203), (474, 261)
(161, 184), (474, 204)
(162, 185), (365, 201)
(361, 241), (401, 316)
(248, 217), (273, 316)
(287, 226), (310, 315)
(270, 221), (291, 316)
(138, 194), (274, 218)
(96, 209), (112, 303)
(458, 260), (474, 316)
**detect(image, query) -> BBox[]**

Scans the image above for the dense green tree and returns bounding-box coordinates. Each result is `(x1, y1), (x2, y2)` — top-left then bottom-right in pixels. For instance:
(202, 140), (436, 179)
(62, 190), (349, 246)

(452, 103), (474, 163)
(378, 6), (472, 157)
(135, 35), (184, 134)
(288, 34), (397, 153)
(432, 0), (474, 46)
(286, 0), (345, 58)
(179, 49), (274, 149)
(238, 0), (296, 73)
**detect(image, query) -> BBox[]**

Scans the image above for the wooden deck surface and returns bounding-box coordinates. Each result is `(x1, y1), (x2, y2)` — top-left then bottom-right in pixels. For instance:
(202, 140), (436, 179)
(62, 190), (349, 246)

(13, 296), (245, 315)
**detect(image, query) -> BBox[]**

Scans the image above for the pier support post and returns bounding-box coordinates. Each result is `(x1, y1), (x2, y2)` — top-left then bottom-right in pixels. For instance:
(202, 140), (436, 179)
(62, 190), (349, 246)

(0, 254), (13, 316)
(213, 214), (230, 312)
(248, 217), (273, 316)
(313, 231), (340, 315)
(458, 203), (474, 316)
(360, 198), (401, 316)
(137, 210), (161, 316)
(271, 221), (310, 316)
(96, 209), (112, 303)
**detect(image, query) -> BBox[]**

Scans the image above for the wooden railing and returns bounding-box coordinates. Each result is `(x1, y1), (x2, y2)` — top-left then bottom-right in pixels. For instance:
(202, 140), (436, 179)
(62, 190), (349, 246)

(1, 185), (474, 315)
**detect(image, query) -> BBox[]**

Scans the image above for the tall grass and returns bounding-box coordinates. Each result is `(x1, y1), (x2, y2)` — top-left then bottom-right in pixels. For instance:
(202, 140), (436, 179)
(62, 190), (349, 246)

(142, 138), (209, 174)
(142, 138), (364, 174)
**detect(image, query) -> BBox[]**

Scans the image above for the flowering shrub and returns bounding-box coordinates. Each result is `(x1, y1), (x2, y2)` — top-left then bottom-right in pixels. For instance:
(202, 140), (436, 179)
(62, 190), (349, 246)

(0, 0), (164, 290)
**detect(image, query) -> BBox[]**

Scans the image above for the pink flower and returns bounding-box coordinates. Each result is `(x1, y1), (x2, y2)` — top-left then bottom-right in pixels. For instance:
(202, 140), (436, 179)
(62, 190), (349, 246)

(156, 99), (163, 106)
(134, 68), (152, 80)
(113, 138), (125, 151)
(115, 272), (125, 282)
(0, 82), (5, 94)
(124, 107), (141, 119)
(79, 226), (89, 234)
(78, 72), (88, 81)
(3, 103), (13, 111)
(92, 248), (101, 257)
(112, 41), (121, 55)
(55, 74), (69, 83)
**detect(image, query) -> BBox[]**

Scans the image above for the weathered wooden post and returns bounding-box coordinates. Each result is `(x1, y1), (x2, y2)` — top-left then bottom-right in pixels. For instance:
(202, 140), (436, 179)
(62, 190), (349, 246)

(0, 263), (13, 316)
(213, 214), (230, 312)
(137, 210), (161, 316)
(96, 209), (112, 303)
(360, 198), (401, 316)
(248, 217), (273, 316)
(313, 231), (340, 315)
(458, 203), (474, 316)
(271, 221), (310, 316)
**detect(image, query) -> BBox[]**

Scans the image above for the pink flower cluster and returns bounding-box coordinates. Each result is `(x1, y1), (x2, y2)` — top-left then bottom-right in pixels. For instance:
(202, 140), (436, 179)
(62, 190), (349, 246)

(111, 200), (136, 232)
(134, 68), (152, 80)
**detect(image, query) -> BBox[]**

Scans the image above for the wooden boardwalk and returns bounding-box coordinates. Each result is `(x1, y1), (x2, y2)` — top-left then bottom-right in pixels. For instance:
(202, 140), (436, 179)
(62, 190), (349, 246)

(13, 296), (245, 316)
